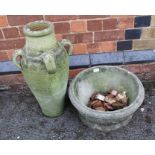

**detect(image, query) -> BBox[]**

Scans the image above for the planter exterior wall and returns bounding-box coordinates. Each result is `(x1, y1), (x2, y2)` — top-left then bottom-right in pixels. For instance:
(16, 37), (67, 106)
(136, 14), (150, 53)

(69, 66), (145, 132)
(13, 21), (72, 117)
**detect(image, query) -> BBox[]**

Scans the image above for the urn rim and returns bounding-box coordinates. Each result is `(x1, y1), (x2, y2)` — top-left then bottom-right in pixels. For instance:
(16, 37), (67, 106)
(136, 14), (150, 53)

(23, 20), (54, 37)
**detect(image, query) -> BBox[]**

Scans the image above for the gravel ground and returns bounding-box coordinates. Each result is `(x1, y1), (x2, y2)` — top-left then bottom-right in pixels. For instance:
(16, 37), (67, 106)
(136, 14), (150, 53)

(0, 81), (155, 140)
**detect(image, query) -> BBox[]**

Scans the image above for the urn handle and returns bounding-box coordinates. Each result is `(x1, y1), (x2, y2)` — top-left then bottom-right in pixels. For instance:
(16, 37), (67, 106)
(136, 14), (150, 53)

(12, 49), (23, 69)
(60, 39), (73, 55)
(43, 53), (56, 74)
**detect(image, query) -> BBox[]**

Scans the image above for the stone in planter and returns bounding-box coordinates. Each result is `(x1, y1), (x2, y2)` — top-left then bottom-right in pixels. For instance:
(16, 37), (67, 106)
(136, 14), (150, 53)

(69, 66), (145, 132)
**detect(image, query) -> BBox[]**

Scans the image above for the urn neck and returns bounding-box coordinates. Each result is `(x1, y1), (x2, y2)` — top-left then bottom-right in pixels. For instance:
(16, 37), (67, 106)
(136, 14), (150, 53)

(23, 21), (57, 56)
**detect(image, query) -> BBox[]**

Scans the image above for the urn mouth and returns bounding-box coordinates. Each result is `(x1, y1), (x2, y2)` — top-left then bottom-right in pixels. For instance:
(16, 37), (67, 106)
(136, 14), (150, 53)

(23, 20), (54, 37)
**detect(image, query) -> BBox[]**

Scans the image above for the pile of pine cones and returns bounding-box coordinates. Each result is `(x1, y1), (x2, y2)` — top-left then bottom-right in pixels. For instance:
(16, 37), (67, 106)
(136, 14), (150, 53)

(88, 90), (128, 111)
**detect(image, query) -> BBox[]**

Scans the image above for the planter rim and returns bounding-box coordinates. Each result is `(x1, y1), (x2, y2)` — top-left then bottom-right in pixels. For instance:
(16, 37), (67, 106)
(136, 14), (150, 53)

(69, 66), (145, 120)
(23, 20), (54, 37)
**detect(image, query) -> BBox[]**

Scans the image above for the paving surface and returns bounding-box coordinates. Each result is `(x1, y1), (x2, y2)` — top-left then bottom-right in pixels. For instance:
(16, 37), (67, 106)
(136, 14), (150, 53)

(0, 81), (155, 140)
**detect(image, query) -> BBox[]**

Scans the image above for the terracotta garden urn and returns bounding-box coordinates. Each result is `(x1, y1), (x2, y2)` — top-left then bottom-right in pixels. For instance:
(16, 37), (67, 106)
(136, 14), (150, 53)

(13, 21), (72, 117)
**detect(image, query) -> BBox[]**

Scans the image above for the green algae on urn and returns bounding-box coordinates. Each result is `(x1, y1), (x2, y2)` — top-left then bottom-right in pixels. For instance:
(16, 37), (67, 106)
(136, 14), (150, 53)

(13, 21), (72, 117)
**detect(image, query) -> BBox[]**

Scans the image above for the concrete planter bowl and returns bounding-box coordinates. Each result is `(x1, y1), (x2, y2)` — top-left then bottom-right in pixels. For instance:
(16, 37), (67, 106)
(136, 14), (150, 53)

(69, 66), (145, 132)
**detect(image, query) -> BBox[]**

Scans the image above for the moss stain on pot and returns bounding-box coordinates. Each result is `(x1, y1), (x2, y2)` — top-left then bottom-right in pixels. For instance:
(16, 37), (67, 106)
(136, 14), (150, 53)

(69, 66), (145, 132)
(13, 21), (72, 117)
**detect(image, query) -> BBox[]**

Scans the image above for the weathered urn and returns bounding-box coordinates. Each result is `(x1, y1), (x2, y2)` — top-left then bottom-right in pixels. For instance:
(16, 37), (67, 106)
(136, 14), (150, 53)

(13, 21), (72, 117)
(69, 66), (145, 132)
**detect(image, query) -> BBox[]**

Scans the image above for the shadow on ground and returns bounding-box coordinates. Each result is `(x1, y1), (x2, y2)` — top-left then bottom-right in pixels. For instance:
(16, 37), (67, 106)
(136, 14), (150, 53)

(0, 81), (155, 140)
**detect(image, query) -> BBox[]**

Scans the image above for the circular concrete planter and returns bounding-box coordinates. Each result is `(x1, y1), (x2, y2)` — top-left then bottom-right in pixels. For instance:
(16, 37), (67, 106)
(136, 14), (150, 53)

(69, 66), (145, 132)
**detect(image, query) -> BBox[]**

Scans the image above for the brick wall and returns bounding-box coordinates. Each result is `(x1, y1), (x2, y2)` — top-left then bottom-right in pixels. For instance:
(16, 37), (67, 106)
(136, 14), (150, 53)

(1, 15), (155, 60)
(0, 15), (155, 86)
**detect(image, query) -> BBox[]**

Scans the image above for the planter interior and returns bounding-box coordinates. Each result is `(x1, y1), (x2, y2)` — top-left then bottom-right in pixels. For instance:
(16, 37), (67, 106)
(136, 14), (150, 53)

(74, 67), (138, 106)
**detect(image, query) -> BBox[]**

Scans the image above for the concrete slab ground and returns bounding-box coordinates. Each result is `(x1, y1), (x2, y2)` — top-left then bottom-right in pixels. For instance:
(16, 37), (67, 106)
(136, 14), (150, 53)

(0, 81), (155, 140)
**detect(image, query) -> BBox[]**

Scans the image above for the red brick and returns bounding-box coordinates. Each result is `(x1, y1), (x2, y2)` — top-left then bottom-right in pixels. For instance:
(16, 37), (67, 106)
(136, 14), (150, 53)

(69, 68), (85, 78)
(7, 15), (43, 26)
(142, 63), (155, 73)
(63, 33), (93, 44)
(94, 30), (124, 42)
(0, 51), (8, 61)
(71, 21), (86, 32)
(111, 15), (135, 18)
(124, 64), (143, 74)
(99, 41), (116, 52)
(78, 15), (109, 19)
(103, 18), (118, 30)
(87, 41), (116, 53)
(73, 43), (87, 55)
(19, 26), (24, 37)
(136, 73), (145, 80)
(3, 27), (20, 38)
(0, 30), (3, 39)
(87, 43), (100, 53)
(144, 71), (155, 80)
(0, 38), (25, 50)
(78, 33), (93, 43)
(118, 16), (134, 29)
(87, 20), (102, 31)
(55, 34), (63, 41)
(0, 74), (25, 86)
(54, 22), (70, 34)
(0, 16), (8, 27)
(45, 15), (78, 22)
(6, 49), (15, 60)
